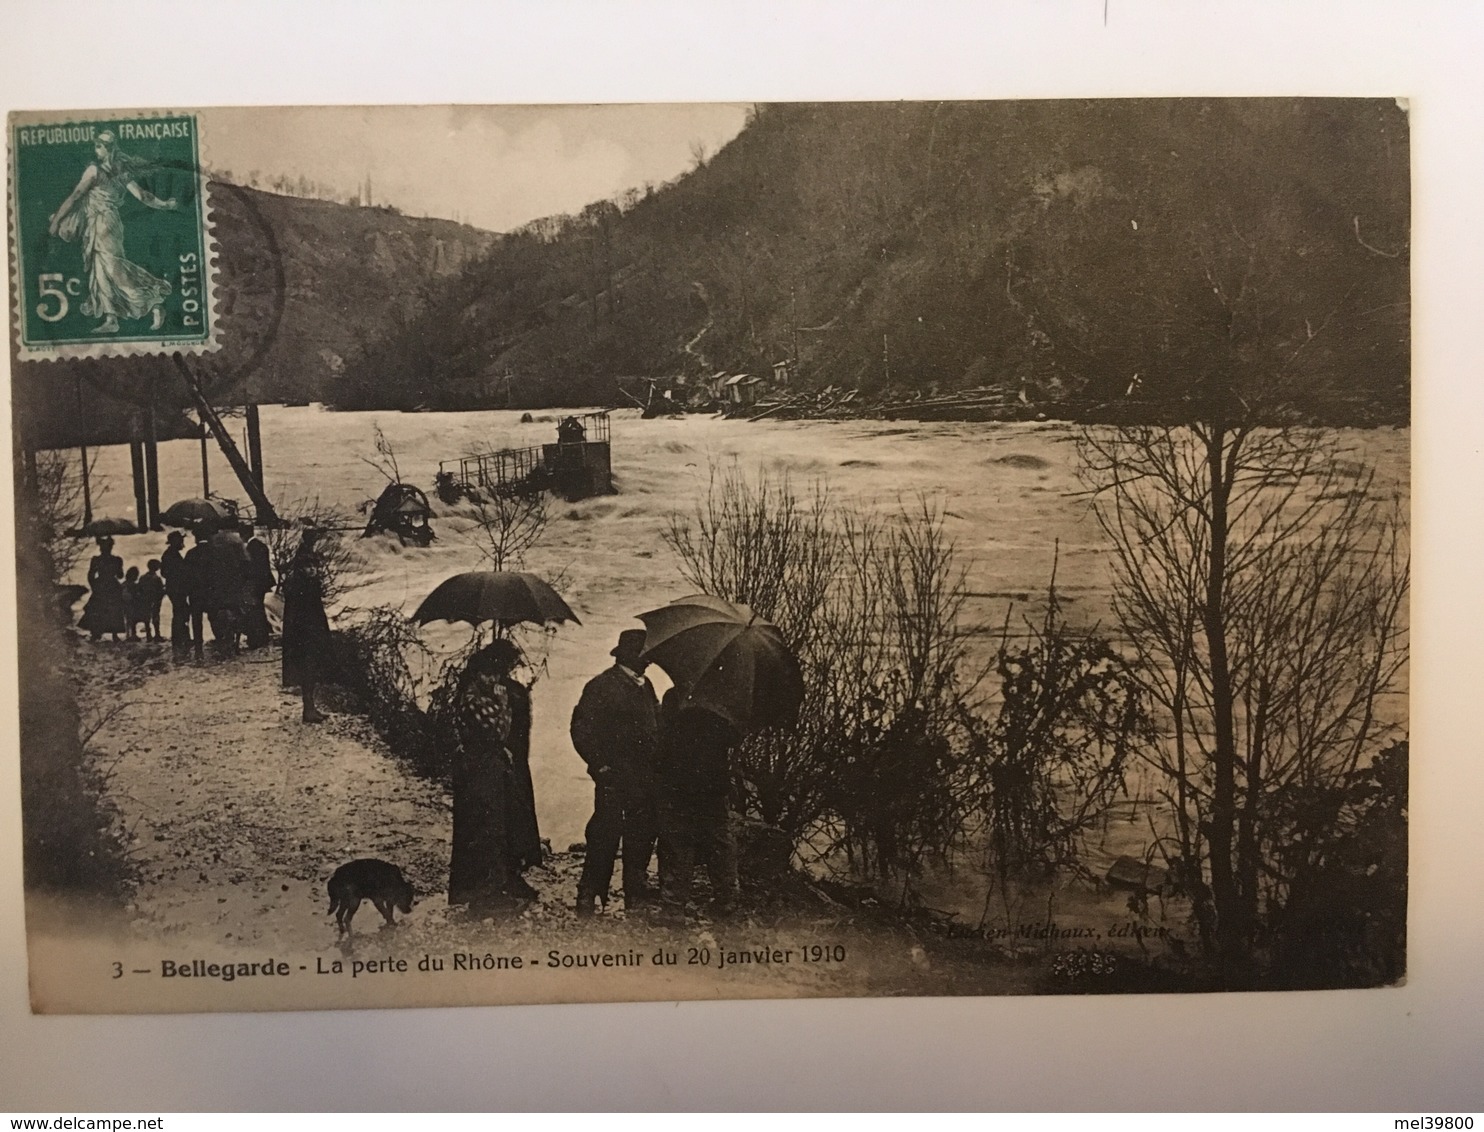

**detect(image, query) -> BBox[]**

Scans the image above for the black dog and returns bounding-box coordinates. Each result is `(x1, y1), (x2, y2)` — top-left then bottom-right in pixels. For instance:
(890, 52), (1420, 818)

(327, 859), (414, 936)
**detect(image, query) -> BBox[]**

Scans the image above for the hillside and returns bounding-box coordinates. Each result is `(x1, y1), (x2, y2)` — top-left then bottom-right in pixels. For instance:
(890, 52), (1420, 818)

(11, 184), (497, 450)
(328, 100), (1410, 423)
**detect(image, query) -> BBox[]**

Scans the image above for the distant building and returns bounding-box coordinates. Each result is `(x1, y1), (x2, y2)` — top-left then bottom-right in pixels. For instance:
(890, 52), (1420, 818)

(723, 374), (764, 407)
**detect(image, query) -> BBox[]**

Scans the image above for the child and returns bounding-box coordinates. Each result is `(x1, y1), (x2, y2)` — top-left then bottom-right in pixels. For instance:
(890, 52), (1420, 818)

(138, 559), (166, 642)
(122, 566), (142, 641)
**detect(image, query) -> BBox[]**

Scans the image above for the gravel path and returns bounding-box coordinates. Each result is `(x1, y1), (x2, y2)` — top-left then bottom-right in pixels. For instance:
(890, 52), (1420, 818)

(70, 639), (1027, 1008)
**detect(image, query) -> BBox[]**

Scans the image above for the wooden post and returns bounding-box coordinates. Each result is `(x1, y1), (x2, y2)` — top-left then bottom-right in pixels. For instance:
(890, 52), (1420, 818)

(79, 444), (94, 526)
(790, 287), (801, 383)
(75, 375), (94, 525)
(22, 449), (39, 508)
(144, 394), (161, 529)
(129, 440), (148, 532)
(173, 356), (278, 525)
(245, 403), (265, 490)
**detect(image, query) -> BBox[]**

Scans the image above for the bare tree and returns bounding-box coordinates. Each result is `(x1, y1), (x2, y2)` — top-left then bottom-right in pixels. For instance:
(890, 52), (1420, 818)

(360, 423), (403, 485)
(30, 449), (95, 584)
(264, 492), (364, 606)
(461, 486), (550, 574)
(665, 465), (981, 890)
(1080, 423), (1408, 982)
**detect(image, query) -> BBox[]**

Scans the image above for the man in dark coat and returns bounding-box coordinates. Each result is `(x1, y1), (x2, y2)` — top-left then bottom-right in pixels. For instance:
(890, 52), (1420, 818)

(182, 530), (213, 662)
(657, 691), (742, 914)
(159, 530), (191, 659)
(281, 528), (334, 723)
(571, 629), (660, 916)
(206, 525), (248, 657)
(240, 522), (276, 650)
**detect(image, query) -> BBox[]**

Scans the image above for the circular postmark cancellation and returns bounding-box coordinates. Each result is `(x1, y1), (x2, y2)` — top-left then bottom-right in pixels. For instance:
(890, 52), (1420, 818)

(8, 110), (220, 359)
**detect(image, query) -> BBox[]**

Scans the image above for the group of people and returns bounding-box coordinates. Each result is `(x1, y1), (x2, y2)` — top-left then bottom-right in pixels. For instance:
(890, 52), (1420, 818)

(447, 628), (742, 919)
(80, 525), (275, 658)
(83, 532), (741, 917)
(76, 524), (337, 724)
(78, 535), (166, 642)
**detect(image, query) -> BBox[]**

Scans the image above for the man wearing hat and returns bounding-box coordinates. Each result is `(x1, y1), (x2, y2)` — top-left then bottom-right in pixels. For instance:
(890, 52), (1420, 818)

(569, 628), (661, 916)
(159, 529), (192, 660)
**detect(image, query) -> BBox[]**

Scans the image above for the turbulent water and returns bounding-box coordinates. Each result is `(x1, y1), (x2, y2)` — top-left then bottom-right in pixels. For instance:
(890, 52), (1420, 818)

(74, 405), (1410, 849)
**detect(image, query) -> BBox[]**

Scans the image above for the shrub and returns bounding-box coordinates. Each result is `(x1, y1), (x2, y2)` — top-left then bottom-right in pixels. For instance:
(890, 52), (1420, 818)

(1265, 740), (1408, 988)
(666, 467), (980, 892)
(973, 573), (1153, 885)
(332, 608), (450, 780)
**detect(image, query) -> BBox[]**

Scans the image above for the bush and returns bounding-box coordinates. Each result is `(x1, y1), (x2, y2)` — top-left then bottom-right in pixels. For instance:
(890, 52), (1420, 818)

(332, 608), (452, 780)
(14, 473), (124, 894)
(973, 574), (1153, 885)
(1265, 741), (1408, 988)
(665, 467), (981, 892)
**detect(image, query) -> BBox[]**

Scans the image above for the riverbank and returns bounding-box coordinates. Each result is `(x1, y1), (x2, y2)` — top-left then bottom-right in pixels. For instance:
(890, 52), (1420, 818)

(28, 636), (1053, 1012)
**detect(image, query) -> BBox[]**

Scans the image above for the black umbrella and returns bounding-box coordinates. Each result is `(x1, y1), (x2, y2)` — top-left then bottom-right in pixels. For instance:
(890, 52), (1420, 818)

(160, 497), (234, 528)
(79, 516), (137, 537)
(636, 594), (804, 732)
(412, 571), (581, 628)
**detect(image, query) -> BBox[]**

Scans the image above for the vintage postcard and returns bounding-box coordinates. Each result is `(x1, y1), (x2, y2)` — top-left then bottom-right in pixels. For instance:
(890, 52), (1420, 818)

(7, 101), (1409, 1014)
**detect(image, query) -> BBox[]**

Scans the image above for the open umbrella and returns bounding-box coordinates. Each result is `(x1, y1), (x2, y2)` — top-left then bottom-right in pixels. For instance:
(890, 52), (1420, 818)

(79, 516), (137, 537)
(636, 594), (804, 732)
(412, 570), (581, 628)
(160, 497), (234, 528)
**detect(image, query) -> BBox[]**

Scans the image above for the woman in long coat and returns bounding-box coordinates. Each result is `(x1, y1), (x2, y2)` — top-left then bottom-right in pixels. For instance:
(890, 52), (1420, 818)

(79, 536), (126, 641)
(448, 645), (520, 913)
(469, 639), (543, 874)
(280, 529), (334, 723)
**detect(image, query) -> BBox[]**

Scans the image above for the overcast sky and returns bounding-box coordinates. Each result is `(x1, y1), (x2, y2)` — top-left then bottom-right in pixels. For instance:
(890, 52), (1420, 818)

(199, 104), (750, 232)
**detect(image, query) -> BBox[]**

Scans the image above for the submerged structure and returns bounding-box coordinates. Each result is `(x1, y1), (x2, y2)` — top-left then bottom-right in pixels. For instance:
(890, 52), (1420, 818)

(436, 412), (613, 504)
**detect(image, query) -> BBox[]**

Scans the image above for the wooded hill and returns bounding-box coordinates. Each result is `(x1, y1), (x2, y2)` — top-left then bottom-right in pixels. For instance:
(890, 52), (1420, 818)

(328, 99), (1410, 424)
(11, 184), (496, 450)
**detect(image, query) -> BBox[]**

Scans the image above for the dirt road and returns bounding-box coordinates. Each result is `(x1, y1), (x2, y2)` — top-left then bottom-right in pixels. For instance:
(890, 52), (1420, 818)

(60, 638), (1031, 1010)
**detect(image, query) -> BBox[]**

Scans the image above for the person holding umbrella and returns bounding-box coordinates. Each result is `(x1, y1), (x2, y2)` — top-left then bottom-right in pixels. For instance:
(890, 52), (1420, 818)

(182, 529), (212, 662)
(447, 641), (532, 913)
(281, 528), (334, 723)
(570, 629), (661, 917)
(656, 688), (742, 915)
(474, 638), (544, 881)
(206, 522), (249, 657)
(634, 595), (807, 917)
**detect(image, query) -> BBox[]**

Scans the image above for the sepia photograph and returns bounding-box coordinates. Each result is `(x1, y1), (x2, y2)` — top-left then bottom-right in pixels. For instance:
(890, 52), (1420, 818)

(8, 98), (1410, 1016)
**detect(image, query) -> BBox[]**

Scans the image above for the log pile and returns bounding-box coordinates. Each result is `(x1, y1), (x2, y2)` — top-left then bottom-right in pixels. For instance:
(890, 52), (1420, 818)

(733, 385), (1052, 424)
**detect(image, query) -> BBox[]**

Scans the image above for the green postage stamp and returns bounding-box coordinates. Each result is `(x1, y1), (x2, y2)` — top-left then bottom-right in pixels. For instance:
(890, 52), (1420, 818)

(8, 111), (217, 359)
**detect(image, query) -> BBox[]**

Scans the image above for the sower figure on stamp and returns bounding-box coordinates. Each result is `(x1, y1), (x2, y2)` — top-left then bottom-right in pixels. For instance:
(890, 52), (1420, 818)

(657, 688), (741, 917)
(46, 130), (177, 336)
(571, 629), (660, 917)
